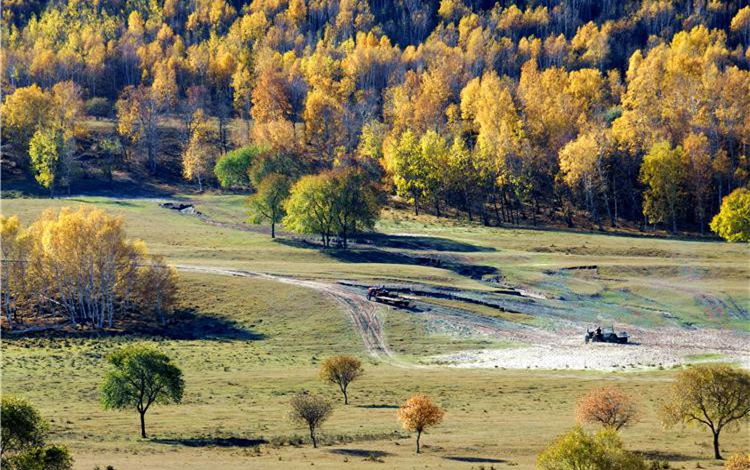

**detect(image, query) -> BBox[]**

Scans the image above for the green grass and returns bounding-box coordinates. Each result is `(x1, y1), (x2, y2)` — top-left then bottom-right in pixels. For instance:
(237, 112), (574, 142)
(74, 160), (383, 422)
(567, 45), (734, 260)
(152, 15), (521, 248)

(1, 194), (748, 470)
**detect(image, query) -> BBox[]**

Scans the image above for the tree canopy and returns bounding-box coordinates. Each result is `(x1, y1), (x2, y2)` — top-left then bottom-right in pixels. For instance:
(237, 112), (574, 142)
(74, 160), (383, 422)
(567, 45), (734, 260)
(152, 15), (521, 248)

(710, 188), (750, 242)
(101, 345), (185, 438)
(2, 0), (749, 234)
(1, 395), (73, 470)
(660, 364), (750, 460)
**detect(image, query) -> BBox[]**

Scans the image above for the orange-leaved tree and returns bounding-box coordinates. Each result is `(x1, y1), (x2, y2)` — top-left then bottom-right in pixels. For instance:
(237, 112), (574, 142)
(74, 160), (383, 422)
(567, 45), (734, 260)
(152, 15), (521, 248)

(397, 395), (444, 453)
(576, 385), (638, 431)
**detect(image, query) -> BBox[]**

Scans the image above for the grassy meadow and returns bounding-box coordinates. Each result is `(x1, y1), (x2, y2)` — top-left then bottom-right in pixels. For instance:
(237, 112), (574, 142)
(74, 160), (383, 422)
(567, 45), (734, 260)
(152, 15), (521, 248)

(2, 195), (748, 469)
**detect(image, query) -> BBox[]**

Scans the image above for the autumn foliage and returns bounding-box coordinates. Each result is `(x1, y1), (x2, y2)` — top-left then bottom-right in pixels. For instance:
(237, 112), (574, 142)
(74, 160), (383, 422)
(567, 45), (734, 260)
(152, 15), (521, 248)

(397, 395), (444, 453)
(2, 1), (749, 235)
(537, 426), (647, 470)
(575, 385), (638, 431)
(725, 454), (750, 470)
(319, 355), (364, 404)
(660, 365), (750, 460)
(0, 208), (178, 329)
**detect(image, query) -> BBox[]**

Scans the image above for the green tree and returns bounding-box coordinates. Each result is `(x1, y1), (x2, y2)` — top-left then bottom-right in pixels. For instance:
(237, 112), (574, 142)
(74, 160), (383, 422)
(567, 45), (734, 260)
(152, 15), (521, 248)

(247, 173), (291, 238)
(101, 345), (185, 438)
(639, 141), (686, 233)
(284, 170), (380, 248)
(214, 145), (266, 188)
(283, 173), (337, 247)
(28, 128), (62, 194)
(385, 130), (428, 215)
(1, 395), (47, 459)
(1, 395), (73, 470)
(537, 426), (647, 470)
(330, 169), (380, 248)
(710, 188), (750, 242)
(660, 365), (750, 460)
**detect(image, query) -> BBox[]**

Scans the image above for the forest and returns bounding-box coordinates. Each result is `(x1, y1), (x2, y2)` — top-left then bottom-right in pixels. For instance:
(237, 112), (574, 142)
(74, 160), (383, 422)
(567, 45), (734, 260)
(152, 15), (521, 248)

(2, 0), (750, 234)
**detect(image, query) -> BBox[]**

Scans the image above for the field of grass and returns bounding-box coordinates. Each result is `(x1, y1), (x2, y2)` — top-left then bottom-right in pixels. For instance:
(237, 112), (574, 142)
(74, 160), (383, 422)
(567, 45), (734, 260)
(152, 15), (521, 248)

(2, 195), (748, 469)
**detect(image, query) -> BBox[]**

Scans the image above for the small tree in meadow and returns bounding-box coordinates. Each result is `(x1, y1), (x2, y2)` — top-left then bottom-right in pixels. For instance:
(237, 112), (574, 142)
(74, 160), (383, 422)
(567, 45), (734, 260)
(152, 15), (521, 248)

(397, 395), (444, 453)
(289, 392), (334, 448)
(576, 385), (638, 431)
(537, 426), (647, 470)
(660, 364), (750, 460)
(319, 355), (364, 405)
(101, 345), (185, 438)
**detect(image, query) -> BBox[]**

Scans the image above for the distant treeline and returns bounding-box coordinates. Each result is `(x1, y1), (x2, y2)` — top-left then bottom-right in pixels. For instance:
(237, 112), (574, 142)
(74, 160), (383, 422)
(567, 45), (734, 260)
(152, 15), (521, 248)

(2, 0), (750, 233)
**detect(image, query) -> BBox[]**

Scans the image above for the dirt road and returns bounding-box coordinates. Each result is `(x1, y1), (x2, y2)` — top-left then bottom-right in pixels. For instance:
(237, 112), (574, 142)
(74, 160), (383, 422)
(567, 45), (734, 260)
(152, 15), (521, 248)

(175, 265), (395, 360)
(176, 264), (750, 371)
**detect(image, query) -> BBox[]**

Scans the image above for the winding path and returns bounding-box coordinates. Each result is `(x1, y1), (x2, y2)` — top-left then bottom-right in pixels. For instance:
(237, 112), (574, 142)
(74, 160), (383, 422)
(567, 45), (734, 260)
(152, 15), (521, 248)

(175, 264), (396, 360)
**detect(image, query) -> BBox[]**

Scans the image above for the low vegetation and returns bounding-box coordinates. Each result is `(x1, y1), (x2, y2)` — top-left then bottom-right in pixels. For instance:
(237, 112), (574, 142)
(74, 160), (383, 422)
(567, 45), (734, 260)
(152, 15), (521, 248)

(724, 454), (750, 470)
(537, 426), (647, 470)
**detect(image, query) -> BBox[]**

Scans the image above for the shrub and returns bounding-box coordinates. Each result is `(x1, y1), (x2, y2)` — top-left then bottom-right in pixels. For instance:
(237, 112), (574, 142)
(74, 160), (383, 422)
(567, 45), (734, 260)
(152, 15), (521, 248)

(537, 426), (647, 470)
(725, 454), (750, 470)
(1, 395), (73, 470)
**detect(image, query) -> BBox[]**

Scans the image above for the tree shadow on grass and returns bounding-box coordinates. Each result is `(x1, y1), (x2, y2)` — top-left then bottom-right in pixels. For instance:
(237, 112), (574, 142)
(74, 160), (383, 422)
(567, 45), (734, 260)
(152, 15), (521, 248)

(152, 437), (267, 448)
(3, 308), (264, 342)
(353, 233), (495, 253)
(153, 308), (265, 340)
(444, 456), (507, 463)
(329, 449), (393, 458)
(639, 450), (702, 462)
(355, 404), (400, 409)
(277, 238), (499, 281)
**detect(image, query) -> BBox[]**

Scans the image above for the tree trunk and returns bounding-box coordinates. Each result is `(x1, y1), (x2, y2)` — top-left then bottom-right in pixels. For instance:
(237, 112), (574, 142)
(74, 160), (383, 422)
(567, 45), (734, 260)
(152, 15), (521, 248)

(140, 410), (147, 438)
(416, 430), (421, 453)
(271, 222), (275, 239)
(310, 426), (317, 448)
(343, 387), (348, 405)
(713, 429), (721, 460)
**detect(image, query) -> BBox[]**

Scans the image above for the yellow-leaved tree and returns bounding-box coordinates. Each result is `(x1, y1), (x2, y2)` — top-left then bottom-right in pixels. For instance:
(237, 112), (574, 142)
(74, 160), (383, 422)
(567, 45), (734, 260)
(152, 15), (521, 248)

(660, 365), (750, 460)
(182, 108), (217, 191)
(710, 188), (750, 243)
(0, 207), (178, 329)
(319, 355), (364, 405)
(397, 395), (444, 453)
